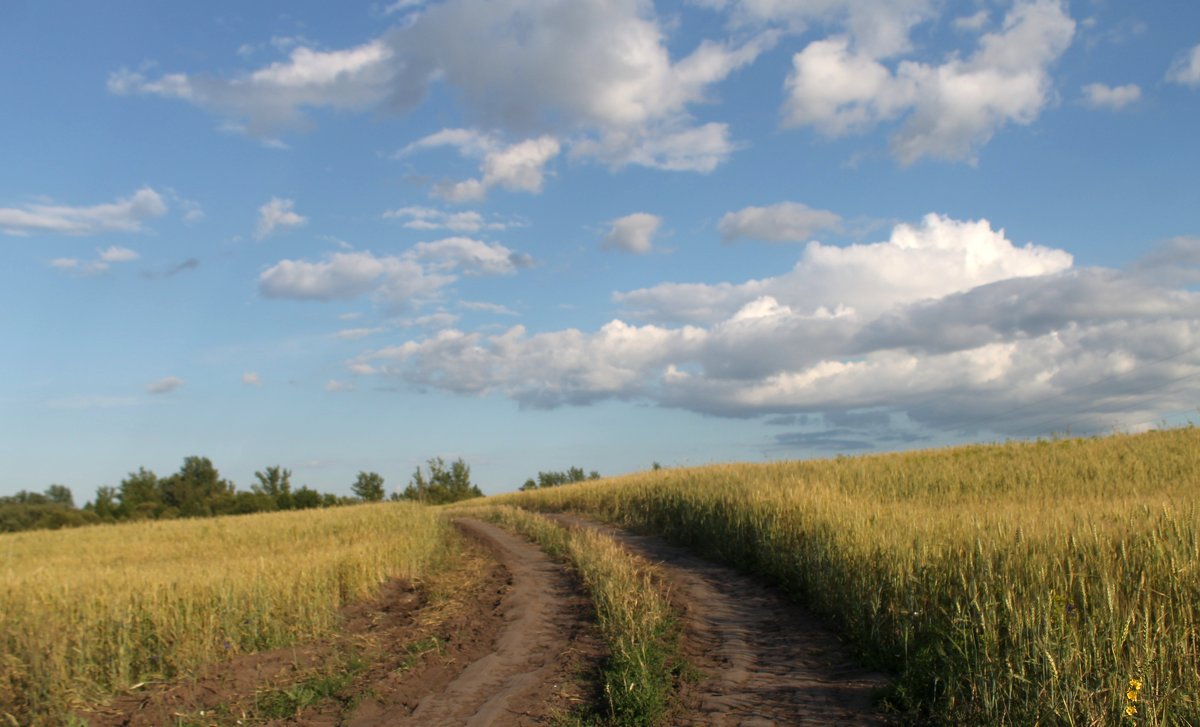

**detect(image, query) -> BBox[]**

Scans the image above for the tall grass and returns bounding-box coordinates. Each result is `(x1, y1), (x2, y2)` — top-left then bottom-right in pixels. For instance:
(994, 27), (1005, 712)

(494, 428), (1200, 725)
(457, 505), (679, 725)
(0, 502), (454, 726)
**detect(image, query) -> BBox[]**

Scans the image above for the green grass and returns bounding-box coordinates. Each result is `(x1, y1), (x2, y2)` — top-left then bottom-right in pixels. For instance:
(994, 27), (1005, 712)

(490, 428), (1200, 725)
(455, 505), (682, 726)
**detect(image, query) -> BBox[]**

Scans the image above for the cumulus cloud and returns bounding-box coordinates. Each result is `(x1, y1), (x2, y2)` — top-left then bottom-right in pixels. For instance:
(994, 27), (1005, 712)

(108, 39), (395, 135)
(1166, 44), (1200, 87)
(603, 213), (662, 254)
(242, 371), (262, 386)
(325, 379), (354, 392)
(1082, 82), (1140, 110)
(147, 376), (185, 395)
(399, 130), (560, 202)
(344, 215), (1200, 441)
(255, 197), (307, 239)
(383, 206), (514, 232)
(783, 0), (1076, 164)
(0, 187), (166, 236)
(337, 327), (386, 340)
(98, 246), (140, 263)
(696, 0), (935, 58)
(618, 213), (1071, 324)
(718, 202), (841, 243)
(110, 0), (771, 173)
(259, 237), (530, 312)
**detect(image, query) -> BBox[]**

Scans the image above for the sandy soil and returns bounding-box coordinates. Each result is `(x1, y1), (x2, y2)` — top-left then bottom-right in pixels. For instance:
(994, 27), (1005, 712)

(549, 513), (891, 727)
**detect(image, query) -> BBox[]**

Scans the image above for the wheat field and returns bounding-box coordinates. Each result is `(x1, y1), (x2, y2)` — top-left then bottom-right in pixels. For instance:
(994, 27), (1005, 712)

(494, 428), (1200, 725)
(0, 502), (454, 725)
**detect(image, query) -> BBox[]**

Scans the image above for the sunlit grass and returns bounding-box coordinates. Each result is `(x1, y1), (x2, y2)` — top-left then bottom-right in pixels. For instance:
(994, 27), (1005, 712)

(0, 502), (454, 726)
(493, 428), (1200, 725)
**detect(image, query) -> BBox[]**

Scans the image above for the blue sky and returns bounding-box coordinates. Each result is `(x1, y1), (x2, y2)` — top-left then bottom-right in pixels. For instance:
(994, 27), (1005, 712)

(3, 0), (1199, 499)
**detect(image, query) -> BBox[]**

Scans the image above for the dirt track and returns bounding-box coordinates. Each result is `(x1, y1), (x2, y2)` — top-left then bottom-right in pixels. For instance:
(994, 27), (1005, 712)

(386, 518), (595, 725)
(550, 513), (889, 726)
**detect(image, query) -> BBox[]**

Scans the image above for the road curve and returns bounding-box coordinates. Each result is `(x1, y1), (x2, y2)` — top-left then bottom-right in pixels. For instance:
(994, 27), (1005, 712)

(549, 513), (890, 727)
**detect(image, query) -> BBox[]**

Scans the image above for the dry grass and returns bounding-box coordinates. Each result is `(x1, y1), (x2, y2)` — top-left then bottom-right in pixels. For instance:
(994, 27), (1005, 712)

(0, 502), (454, 726)
(492, 428), (1200, 725)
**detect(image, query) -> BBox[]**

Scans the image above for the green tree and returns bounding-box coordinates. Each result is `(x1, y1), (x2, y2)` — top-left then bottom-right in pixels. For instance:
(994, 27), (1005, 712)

(518, 466), (600, 491)
(118, 468), (161, 518)
(402, 457), (482, 504)
(44, 484), (74, 508)
(253, 465), (293, 510)
(292, 486), (323, 509)
(89, 486), (119, 520)
(352, 471), (386, 502)
(160, 457), (235, 517)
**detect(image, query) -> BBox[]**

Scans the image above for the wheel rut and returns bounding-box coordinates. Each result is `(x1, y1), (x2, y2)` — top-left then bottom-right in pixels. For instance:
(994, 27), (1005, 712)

(384, 517), (593, 726)
(549, 513), (890, 727)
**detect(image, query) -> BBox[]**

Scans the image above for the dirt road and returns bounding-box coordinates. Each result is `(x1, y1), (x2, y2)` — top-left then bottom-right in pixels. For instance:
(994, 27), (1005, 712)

(550, 513), (890, 726)
(379, 517), (597, 726)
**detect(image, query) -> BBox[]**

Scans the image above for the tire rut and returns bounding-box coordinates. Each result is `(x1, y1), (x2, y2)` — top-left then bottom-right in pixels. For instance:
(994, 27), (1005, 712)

(549, 513), (890, 727)
(387, 517), (592, 726)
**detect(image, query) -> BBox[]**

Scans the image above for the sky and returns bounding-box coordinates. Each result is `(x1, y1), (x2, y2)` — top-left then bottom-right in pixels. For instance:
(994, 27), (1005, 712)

(2, 0), (1199, 500)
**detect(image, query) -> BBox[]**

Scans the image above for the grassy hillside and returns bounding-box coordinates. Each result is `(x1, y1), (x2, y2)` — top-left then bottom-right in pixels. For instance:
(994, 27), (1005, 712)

(494, 428), (1200, 725)
(0, 502), (454, 725)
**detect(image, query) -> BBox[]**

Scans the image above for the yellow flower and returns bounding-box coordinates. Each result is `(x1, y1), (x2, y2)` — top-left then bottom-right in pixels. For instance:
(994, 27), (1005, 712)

(1129, 678), (1143, 691)
(1125, 704), (1137, 716)
(1126, 689), (1139, 702)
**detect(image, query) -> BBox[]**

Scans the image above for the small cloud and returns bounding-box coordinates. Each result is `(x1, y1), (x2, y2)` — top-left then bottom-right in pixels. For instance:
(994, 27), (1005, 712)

(1082, 83), (1141, 110)
(142, 258), (200, 280)
(348, 362), (378, 375)
(719, 202), (841, 244)
(242, 371), (262, 386)
(1167, 44), (1200, 87)
(325, 379), (354, 392)
(336, 327), (386, 340)
(383, 206), (515, 232)
(338, 311), (364, 321)
(254, 197), (307, 240)
(0, 187), (167, 236)
(953, 10), (989, 32)
(98, 245), (140, 263)
(460, 300), (518, 316)
(49, 258), (79, 270)
(603, 213), (661, 254)
(147, 376), (185, 395)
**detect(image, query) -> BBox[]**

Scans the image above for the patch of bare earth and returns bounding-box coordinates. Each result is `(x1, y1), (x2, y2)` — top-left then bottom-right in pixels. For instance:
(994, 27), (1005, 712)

(79, 520), (603, 726)
(550, 513), (891, 727)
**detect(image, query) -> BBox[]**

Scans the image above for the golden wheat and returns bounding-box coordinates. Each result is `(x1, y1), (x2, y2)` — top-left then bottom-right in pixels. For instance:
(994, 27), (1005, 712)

(494, 428), (1200, 725)
(0, 502), (454, 726)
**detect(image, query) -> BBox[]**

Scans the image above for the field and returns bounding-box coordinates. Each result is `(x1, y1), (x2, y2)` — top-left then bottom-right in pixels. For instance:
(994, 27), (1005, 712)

(2, 428), (1199, 725)
(494, 428), (1200, 725)
(0, 503), (454, 725)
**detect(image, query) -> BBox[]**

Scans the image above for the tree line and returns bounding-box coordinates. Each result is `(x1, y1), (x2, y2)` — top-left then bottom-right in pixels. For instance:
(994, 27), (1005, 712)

(0, 455), (486, 534)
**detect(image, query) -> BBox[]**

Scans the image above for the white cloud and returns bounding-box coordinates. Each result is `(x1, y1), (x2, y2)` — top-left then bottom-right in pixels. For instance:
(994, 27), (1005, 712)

(783, 0), (1076, 164)
(109, 39), (395, 135)
(49, 258), (80, 270)
(383, 206), (514, 232)
(696, 0), (935, 58)
(400, 130), (561, 202)
(325, 379), (354, 392)
(337, 327), (386, 340)
(603, 213), (662, 254)
(112, 0), (772, 173)
(242, 371), (263, 386)
(461, 300), (518, 316)
(349, 224), (1200, 440)
(0, 187), (167, 236)
(147, 376), (185, 395)
(1082, 82), (1140, 110)
(255, 197), (307, 239)
(1166, 44), (1200, 87)
(953, 10), (990, 32)
(619, 213), (1071, 323)
(259, 237), (529, 311)
(410, 236), (533, 276)
(98, 245), (140, 263)
(719, 202), (841, 243)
